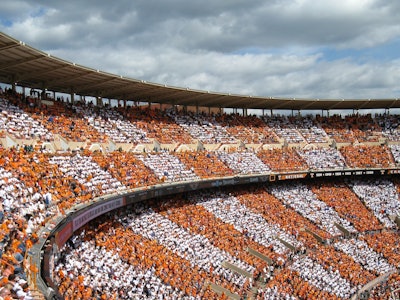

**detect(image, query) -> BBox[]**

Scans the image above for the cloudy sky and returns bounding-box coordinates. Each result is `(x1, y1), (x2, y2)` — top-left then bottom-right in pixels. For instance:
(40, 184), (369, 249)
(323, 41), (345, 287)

(1, 0), (400, 100)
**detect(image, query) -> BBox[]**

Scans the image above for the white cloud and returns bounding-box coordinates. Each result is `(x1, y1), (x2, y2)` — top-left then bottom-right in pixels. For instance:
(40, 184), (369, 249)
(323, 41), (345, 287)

(1, 0), (400, 100)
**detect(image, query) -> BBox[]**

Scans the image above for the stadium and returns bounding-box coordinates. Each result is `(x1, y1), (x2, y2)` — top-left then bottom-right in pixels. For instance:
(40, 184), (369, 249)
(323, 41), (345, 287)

(0, 31), (399, 300)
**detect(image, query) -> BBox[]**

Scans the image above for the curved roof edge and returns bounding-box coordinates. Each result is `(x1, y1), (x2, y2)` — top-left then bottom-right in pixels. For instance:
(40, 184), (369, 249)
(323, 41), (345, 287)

(0, 31), (399, 110)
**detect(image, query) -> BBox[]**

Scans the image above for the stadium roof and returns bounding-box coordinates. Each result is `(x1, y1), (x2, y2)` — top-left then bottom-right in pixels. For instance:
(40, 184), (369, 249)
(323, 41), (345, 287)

(0, 31), (399, 111)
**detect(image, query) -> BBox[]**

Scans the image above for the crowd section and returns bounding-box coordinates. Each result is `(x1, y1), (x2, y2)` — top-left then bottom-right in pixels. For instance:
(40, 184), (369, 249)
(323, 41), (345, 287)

(268, 182), (357, 236)
(333, 239), (394, 275)
(90, 151), (160, 188)
(0, 141), (398, 298)
(261, 269), (342, 300)
(310, 180), (383, 232)
(233, 187), (378, 289)
(369, 273), (400, 299)
(2, 91), (400, 150)
(60, 241), (194, 299)
(74, 104), (152, 144)
(390, 144), (400, 164)
(291, 116), (329, 144)
(215, 151), (271, 174)
(344, 114), (383, 143)
(55, 219), (224, 300)
(289, 255), (356, 298)
(306, 244), (376, 288)
(194, 192), (301, 258)
(126, 208), (253, 290)
(256, 148), (308, 172)
(0, 90), (400, 299)
(53, 182), (400, 300)
(339, 145), (395, 169)
(261, 115), (306, 144)
(317, 115), (356, 143)
(48, 153), (127, 195)
(174, 151), (235, 178)
(376, 114), (400, 141)
(233, 188), (332, 245)
(152, 196), (272, 274)
(214, 113), (280, 144)
(27, 101), (109, 144)
(167, 110), (238, 144)
(297, 148), (346, 170)
(136, 152), (200, 182)
(122, 107), (195, 145)
(0, 97), (53, 141)
(361, 231), (400, 268)
(317, 113), (387, 144)
(349, 178), (400, 229)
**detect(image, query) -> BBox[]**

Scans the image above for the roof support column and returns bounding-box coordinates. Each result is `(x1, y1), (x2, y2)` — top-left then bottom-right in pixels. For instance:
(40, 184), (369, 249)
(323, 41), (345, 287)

(70, 90), (74, 104)
(11, 75), (17, 93)
(244, 108), (247, 117)
(96, 96), (103, 107)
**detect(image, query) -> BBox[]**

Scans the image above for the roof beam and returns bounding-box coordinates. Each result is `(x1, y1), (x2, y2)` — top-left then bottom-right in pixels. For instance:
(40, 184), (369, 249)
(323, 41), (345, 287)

(195, 94), (231, 107)
(388, 99), (400, 109)
(0, 42), (20, 53)
(123, 87), (187, 102)
(327, 99), (347, 110)
(74, 77), (119, 93)
(0, 55), (45, 70)
(298, 99), (319, 110)
(269, 99), (295, 109)
(93, 82), (141, 99)
(171, 91), (212, 105)
(44, 70), (94, 87)
(356, 99), (372, 110)
(16, 64), (71, 81)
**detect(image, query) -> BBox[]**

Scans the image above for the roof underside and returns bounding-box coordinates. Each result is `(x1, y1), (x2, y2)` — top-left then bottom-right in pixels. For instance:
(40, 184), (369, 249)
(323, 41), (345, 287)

(0, 31), (399, 110)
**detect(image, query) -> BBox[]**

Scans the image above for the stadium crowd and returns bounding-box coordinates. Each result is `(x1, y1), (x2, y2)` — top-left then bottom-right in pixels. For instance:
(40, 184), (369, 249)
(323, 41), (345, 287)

(52, 184), (400, 299)
(0, 89), (399, 299)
